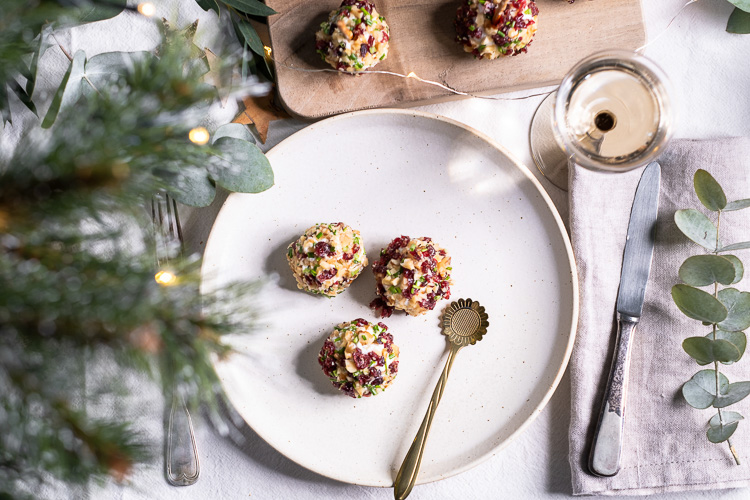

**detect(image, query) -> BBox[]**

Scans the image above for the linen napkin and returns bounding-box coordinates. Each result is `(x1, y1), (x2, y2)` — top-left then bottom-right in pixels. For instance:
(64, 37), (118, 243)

(568, 137), (750, 496)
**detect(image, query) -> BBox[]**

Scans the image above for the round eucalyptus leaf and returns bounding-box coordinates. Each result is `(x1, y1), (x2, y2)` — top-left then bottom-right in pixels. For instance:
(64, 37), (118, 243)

(678, 255), (737, 287)
(709, 411), (744, 428)
(671, 284), (728, 324)
(724, 199), (750, 211)
(208, 137), (274, 193)
(212, 123), (256, 144)
(674, 209), (718, 250)
(682, 369), (728, 409)
(714, 381), (750, 408)
(709, 330), (748, 365)
(717, 288), (750, 332)
(683, 337), (741, 365)
(727, 1), (750, 13)
(721, 255), (744, 284)
(707, 420), (739, 443)
(166, 167), (217, 208)
(693, 169), (727, 211)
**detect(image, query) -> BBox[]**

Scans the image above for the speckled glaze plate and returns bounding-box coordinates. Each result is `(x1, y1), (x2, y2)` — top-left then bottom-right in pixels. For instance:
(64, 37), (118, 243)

(201, 109), (578, 487)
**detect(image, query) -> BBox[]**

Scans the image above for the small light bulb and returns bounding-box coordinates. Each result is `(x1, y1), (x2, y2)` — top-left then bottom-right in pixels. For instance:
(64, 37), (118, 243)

(155, 270), (177, 286)
(137, 2), (156, 17)
(188, 127), (210, 145)
(264, 46), (272, 58)
(406, 72), (417, 78)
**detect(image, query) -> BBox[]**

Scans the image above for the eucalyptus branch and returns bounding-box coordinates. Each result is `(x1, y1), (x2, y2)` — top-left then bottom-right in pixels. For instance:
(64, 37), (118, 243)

(672, 169), (750, 464)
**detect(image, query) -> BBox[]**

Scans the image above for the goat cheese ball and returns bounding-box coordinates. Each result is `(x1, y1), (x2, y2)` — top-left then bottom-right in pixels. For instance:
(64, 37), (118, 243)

(370, 236), (452, 318)
(286, 222), (367, 297)
(318, 319), (400, 398)
(455, 0), (539, 59)
(315, 0), (390, 73)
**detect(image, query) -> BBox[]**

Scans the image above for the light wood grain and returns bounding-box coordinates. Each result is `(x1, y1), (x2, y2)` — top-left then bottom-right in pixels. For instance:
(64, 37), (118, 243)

(267, 0), (645, 119)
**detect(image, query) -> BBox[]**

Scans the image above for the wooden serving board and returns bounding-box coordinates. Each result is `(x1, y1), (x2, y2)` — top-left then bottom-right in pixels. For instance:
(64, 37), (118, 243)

(266, 0), (645, 119)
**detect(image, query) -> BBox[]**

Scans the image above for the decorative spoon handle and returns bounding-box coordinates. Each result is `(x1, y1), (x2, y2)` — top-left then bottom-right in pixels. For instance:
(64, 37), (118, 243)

(394, 344), (461, 500)
(165, 392), (200, 486)
(589, 315), (637, 477)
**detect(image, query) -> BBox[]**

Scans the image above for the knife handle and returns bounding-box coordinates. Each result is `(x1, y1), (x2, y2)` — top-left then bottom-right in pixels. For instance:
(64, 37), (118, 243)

(588, 314), (638, 477)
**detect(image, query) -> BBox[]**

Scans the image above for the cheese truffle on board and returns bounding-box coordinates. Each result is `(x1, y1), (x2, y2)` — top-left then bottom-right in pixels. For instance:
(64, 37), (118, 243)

(370, 236), (453, 318)
(286, 222), (367, 297)
(318, 319), (400, 398)
(455, 0), (539, 59)
(315, 0), (390, 73)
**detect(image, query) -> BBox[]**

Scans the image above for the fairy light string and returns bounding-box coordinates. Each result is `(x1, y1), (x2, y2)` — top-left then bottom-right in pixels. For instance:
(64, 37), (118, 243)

(131, 0), (698, 102)
(262, 0), (699, 102)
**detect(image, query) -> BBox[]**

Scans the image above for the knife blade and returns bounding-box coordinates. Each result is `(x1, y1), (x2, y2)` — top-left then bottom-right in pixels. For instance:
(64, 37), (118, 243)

(589, 161), (661, 477)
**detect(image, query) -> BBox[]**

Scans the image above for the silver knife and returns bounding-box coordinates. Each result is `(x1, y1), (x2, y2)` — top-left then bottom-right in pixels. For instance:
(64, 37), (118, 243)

(588, 161), (661, 477)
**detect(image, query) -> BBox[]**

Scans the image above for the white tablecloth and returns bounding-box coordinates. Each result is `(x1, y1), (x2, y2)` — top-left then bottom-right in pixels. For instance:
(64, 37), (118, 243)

(8, 0), (750, 498)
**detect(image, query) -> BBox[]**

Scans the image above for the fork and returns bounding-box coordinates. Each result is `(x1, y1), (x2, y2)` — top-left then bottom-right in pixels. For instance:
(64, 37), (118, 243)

(151, 192), (200, 486)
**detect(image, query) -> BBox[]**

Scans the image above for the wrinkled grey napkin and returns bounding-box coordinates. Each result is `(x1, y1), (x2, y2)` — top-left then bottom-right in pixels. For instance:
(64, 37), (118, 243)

(568, 137), (750, 496)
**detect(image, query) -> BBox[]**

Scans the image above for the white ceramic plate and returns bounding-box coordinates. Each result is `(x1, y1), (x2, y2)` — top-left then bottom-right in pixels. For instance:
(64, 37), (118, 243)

(201, 109), (578, 487)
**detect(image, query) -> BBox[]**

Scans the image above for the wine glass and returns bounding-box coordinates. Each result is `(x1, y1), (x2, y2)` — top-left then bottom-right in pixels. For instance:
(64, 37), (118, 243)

(529, 50), (674, 190)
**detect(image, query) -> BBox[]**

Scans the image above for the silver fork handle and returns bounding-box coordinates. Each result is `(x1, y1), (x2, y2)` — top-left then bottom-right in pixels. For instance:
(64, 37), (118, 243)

(589, 315), (637, 477)
(165, 393), (200, 486)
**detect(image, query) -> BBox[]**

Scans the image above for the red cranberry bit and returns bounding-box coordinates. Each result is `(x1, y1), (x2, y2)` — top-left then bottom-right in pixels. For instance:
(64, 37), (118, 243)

(377, 322), (388, 331)
(381, 31), (389, 42)
(314, 241), (330, 257)
(317, 268), (338, 282)
(352, 244), (360, 254)
(342, 381), (355, 397)
(322, 340), (335, 357)
(355, 318), (369, 327)
(342, 252), (353, 261)
(369, 297), (394, 318)
(420, 260), (432, 274)
(352, 348), (368, 370)
(402, 268), (415, 287)
(360, 44), (369, 57)
(530, 2), (539, 16)
(390, 360), (399, 374)
(419, 292), (437, 311)
(493, 34), (508, 46)
(381, 332), (394, 345)
(392, 236), (410, 249)
(358, 371), (372, 385)
(315, 40), (328, 51)
(337, 62), (348, 71)
(376, 284), (386, 296)
(321, 357), (337, 377)
(368, 35), (374, 45)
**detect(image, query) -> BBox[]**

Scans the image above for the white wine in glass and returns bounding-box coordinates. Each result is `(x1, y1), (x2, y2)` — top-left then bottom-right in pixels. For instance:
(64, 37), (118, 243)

(530, 50), (673, 190)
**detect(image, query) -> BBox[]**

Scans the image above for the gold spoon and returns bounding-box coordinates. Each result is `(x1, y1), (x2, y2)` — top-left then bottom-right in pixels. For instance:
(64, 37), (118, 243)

(394, 298), (489, 500)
